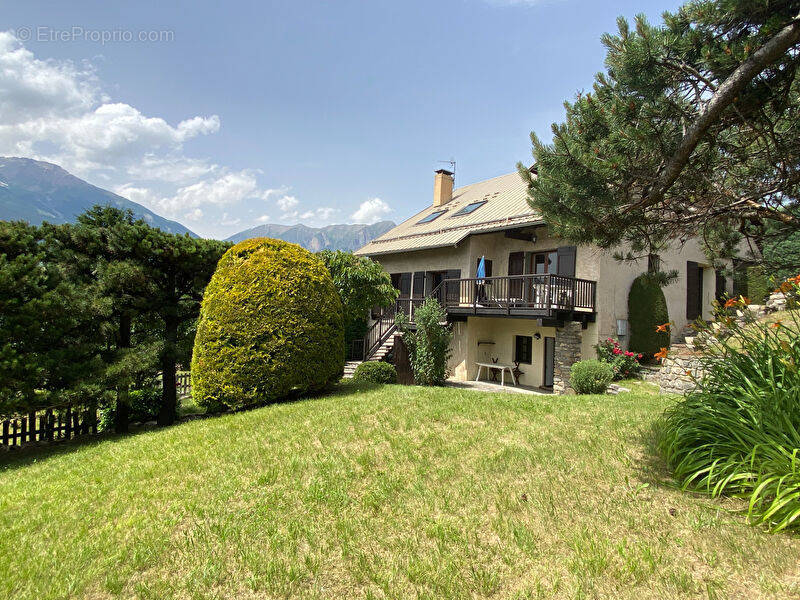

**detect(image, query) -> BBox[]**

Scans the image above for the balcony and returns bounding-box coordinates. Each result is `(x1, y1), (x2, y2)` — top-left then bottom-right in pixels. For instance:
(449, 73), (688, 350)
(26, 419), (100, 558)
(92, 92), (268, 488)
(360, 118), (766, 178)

(426, 273), (596, 322)
(355, 273), (597, 362)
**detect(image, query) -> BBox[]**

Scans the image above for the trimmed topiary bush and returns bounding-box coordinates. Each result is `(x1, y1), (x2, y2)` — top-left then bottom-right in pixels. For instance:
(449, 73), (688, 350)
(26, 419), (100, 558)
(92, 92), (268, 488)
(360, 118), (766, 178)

(569, 359), (614, 394)
(628, 273), (670, 358)
(191, 238), (344, 410)
(352, 361), (397, 384)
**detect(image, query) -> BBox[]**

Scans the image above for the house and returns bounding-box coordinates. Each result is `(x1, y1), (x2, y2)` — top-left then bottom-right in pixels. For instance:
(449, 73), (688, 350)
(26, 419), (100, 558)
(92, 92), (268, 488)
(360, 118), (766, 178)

(354, 169), (730, 392)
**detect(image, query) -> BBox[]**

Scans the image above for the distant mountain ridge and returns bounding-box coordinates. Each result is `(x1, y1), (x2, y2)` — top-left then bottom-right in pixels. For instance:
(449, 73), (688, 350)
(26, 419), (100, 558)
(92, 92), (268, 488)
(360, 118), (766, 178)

(0, 157), (196, 236)
(227, 221), (395, 252)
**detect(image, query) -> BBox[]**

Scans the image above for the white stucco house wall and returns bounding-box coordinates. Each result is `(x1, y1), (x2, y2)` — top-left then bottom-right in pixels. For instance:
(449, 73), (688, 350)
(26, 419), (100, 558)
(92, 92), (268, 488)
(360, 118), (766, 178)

(355, 168), (729, 392)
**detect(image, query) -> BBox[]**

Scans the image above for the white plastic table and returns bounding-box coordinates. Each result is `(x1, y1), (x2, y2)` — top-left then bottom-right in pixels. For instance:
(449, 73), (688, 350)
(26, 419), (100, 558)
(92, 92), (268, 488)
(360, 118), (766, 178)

(475, 362), (517, 386)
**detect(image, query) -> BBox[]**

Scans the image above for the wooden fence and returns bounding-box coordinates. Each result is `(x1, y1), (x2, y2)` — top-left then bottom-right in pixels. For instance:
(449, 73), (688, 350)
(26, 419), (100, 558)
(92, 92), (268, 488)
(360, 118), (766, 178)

(2, 373), (192, 449)
(1, 407), (98, 447)
(176, 372), (191, 398)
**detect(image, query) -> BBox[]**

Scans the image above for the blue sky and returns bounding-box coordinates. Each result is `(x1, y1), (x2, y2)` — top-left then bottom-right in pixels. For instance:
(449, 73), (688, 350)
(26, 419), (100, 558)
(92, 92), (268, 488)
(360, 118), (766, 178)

(1, 0), (682, 238)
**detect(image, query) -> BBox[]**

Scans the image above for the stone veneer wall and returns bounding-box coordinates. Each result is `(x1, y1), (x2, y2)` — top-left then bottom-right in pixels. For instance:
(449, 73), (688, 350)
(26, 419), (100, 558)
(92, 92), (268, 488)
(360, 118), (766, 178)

(643, 343), (704, 395)
(553, 322), (583, 394)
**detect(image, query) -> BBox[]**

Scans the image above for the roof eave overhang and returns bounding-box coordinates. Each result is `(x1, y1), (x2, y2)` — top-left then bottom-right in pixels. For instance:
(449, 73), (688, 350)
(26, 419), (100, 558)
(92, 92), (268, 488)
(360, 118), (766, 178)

(356, 217), (545, 258)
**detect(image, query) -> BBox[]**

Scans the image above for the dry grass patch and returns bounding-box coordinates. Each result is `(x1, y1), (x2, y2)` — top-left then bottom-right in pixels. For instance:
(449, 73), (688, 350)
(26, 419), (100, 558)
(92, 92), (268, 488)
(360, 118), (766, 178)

(0, 383), (798, 599)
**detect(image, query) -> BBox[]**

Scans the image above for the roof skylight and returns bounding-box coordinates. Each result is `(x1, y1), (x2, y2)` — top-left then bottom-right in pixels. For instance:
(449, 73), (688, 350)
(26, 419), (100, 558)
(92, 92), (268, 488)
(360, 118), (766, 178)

(451, 200), (487, 217)
(416, 209), (447, 224)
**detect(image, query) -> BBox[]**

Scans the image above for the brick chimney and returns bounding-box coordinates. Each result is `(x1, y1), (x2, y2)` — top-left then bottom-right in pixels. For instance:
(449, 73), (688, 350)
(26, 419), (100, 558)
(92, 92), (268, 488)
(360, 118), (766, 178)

(433, 169), (454, 207)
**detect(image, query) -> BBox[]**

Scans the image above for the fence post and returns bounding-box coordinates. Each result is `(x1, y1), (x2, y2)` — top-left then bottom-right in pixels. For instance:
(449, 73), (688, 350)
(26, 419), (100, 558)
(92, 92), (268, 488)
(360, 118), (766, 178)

(46, 409), (54, 441)
(1, 420), (8, 446)
(28, 411), (36, 442)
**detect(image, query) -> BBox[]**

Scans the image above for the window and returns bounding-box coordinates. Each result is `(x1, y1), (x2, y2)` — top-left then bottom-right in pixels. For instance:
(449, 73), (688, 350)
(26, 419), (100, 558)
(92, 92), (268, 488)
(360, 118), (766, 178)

(531, 251), (558, 275)
(452, 200), (487, 217)
(514, 335), (533, 364)
(416, 210), (446, 224)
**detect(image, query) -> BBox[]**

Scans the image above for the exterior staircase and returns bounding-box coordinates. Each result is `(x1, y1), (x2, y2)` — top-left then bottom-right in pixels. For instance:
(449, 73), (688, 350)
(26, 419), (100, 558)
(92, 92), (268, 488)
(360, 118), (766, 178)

(343, 361), (361, 378)
(342, 329), (397, 379)
(367, 335), (395, 362)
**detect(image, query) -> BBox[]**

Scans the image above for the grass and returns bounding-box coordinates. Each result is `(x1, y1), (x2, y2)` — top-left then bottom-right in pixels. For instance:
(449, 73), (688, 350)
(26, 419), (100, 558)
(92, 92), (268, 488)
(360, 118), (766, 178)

(1, 383), (798, 599)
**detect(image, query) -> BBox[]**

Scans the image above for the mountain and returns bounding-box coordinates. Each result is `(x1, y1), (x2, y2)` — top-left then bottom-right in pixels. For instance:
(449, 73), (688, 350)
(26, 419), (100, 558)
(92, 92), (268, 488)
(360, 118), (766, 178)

(0, 157), (196, 236)
(226, 221), (396, 252)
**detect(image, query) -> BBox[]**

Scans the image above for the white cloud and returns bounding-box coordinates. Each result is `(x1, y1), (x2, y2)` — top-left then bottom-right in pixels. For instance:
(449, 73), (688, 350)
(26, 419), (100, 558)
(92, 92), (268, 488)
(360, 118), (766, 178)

(129, 170), (266, 217)
(276, 195), (298, 211)
(0, 30), (220, 183)
(0, 31), (339, 237)
(256, 214), (271, 223)
(351, 197), (392, 224)
(260, 186), (289, 200)
(184, 208), (204, 221)
(0, 31), (99, 122)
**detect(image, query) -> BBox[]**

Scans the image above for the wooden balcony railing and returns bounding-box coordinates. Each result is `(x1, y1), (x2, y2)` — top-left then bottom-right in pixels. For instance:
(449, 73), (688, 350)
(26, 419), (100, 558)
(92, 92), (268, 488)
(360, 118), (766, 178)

(363, 302), (397, 360)
(427, 273), (596, 317)
(359, 274), (596, 360)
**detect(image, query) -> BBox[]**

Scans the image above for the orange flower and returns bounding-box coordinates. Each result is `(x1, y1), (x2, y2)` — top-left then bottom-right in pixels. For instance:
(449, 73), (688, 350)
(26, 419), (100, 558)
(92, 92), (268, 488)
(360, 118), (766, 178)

(655, 322), (672, 333)
(723, 297), (738, 308)
(770, 321), (782, 329)
(654, 347), (669, 361)
(789, 274), (800, 285)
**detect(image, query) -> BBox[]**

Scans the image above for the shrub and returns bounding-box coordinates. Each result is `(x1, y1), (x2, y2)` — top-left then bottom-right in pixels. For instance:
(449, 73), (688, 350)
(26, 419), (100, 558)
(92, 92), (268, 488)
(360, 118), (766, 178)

(191, 238), (345, 410)
(657, 276), (800, 532)
(569, 360), (614, 394)
(352, 361), (397, 384)
(99, 384), (163, 431)
(595, 338), (642, 380)
(396, 298), (452, 386)
(628, 273), (670, 358)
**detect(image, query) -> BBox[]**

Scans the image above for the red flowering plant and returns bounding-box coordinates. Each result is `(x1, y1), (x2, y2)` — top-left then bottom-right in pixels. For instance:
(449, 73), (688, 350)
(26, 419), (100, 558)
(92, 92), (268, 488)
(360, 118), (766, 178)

(595, 337), (642, 380)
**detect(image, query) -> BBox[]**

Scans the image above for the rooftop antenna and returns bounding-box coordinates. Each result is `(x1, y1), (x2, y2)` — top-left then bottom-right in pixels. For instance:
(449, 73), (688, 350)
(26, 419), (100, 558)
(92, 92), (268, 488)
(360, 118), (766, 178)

(438, 158), (456, 184)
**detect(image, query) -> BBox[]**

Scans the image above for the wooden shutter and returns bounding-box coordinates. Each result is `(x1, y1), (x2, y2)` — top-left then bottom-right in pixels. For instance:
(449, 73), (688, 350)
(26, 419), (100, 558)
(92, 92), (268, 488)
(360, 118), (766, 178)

(556, 246), (577, 277)
(412, 272), (425, 298)
(398, 272), (412, 298)
(686, 261), (701, 320)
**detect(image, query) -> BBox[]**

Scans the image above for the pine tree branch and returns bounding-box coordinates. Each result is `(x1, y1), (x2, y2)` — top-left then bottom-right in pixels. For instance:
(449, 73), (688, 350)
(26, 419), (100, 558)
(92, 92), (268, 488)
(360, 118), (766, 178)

(627, 11), (800, 214)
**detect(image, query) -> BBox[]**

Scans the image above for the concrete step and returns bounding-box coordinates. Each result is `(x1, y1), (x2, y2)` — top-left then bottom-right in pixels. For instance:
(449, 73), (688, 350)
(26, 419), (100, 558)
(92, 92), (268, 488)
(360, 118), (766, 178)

(342, 360), (362, 379)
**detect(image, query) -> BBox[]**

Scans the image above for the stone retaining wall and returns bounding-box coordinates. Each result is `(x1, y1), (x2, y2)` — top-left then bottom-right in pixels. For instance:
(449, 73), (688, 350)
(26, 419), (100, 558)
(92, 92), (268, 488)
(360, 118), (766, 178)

(643, 344), (703, 395)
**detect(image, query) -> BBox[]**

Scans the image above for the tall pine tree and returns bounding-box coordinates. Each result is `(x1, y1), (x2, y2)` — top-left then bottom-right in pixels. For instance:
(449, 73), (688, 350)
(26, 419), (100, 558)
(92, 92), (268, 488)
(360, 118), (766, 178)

(520, 0), (800, 265)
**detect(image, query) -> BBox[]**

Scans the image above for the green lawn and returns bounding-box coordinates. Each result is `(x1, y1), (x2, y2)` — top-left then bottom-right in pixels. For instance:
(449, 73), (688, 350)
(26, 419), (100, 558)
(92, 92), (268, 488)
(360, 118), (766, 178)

(1, 384), (798, 599)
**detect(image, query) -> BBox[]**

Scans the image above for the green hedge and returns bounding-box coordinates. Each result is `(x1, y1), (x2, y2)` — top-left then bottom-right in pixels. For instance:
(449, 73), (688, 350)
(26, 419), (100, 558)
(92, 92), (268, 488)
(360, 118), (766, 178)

(628, 274), (670, 357)
(569, 360), (614, 394)
(191, 238), (344, 410)
(352, 361), (397, 384)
